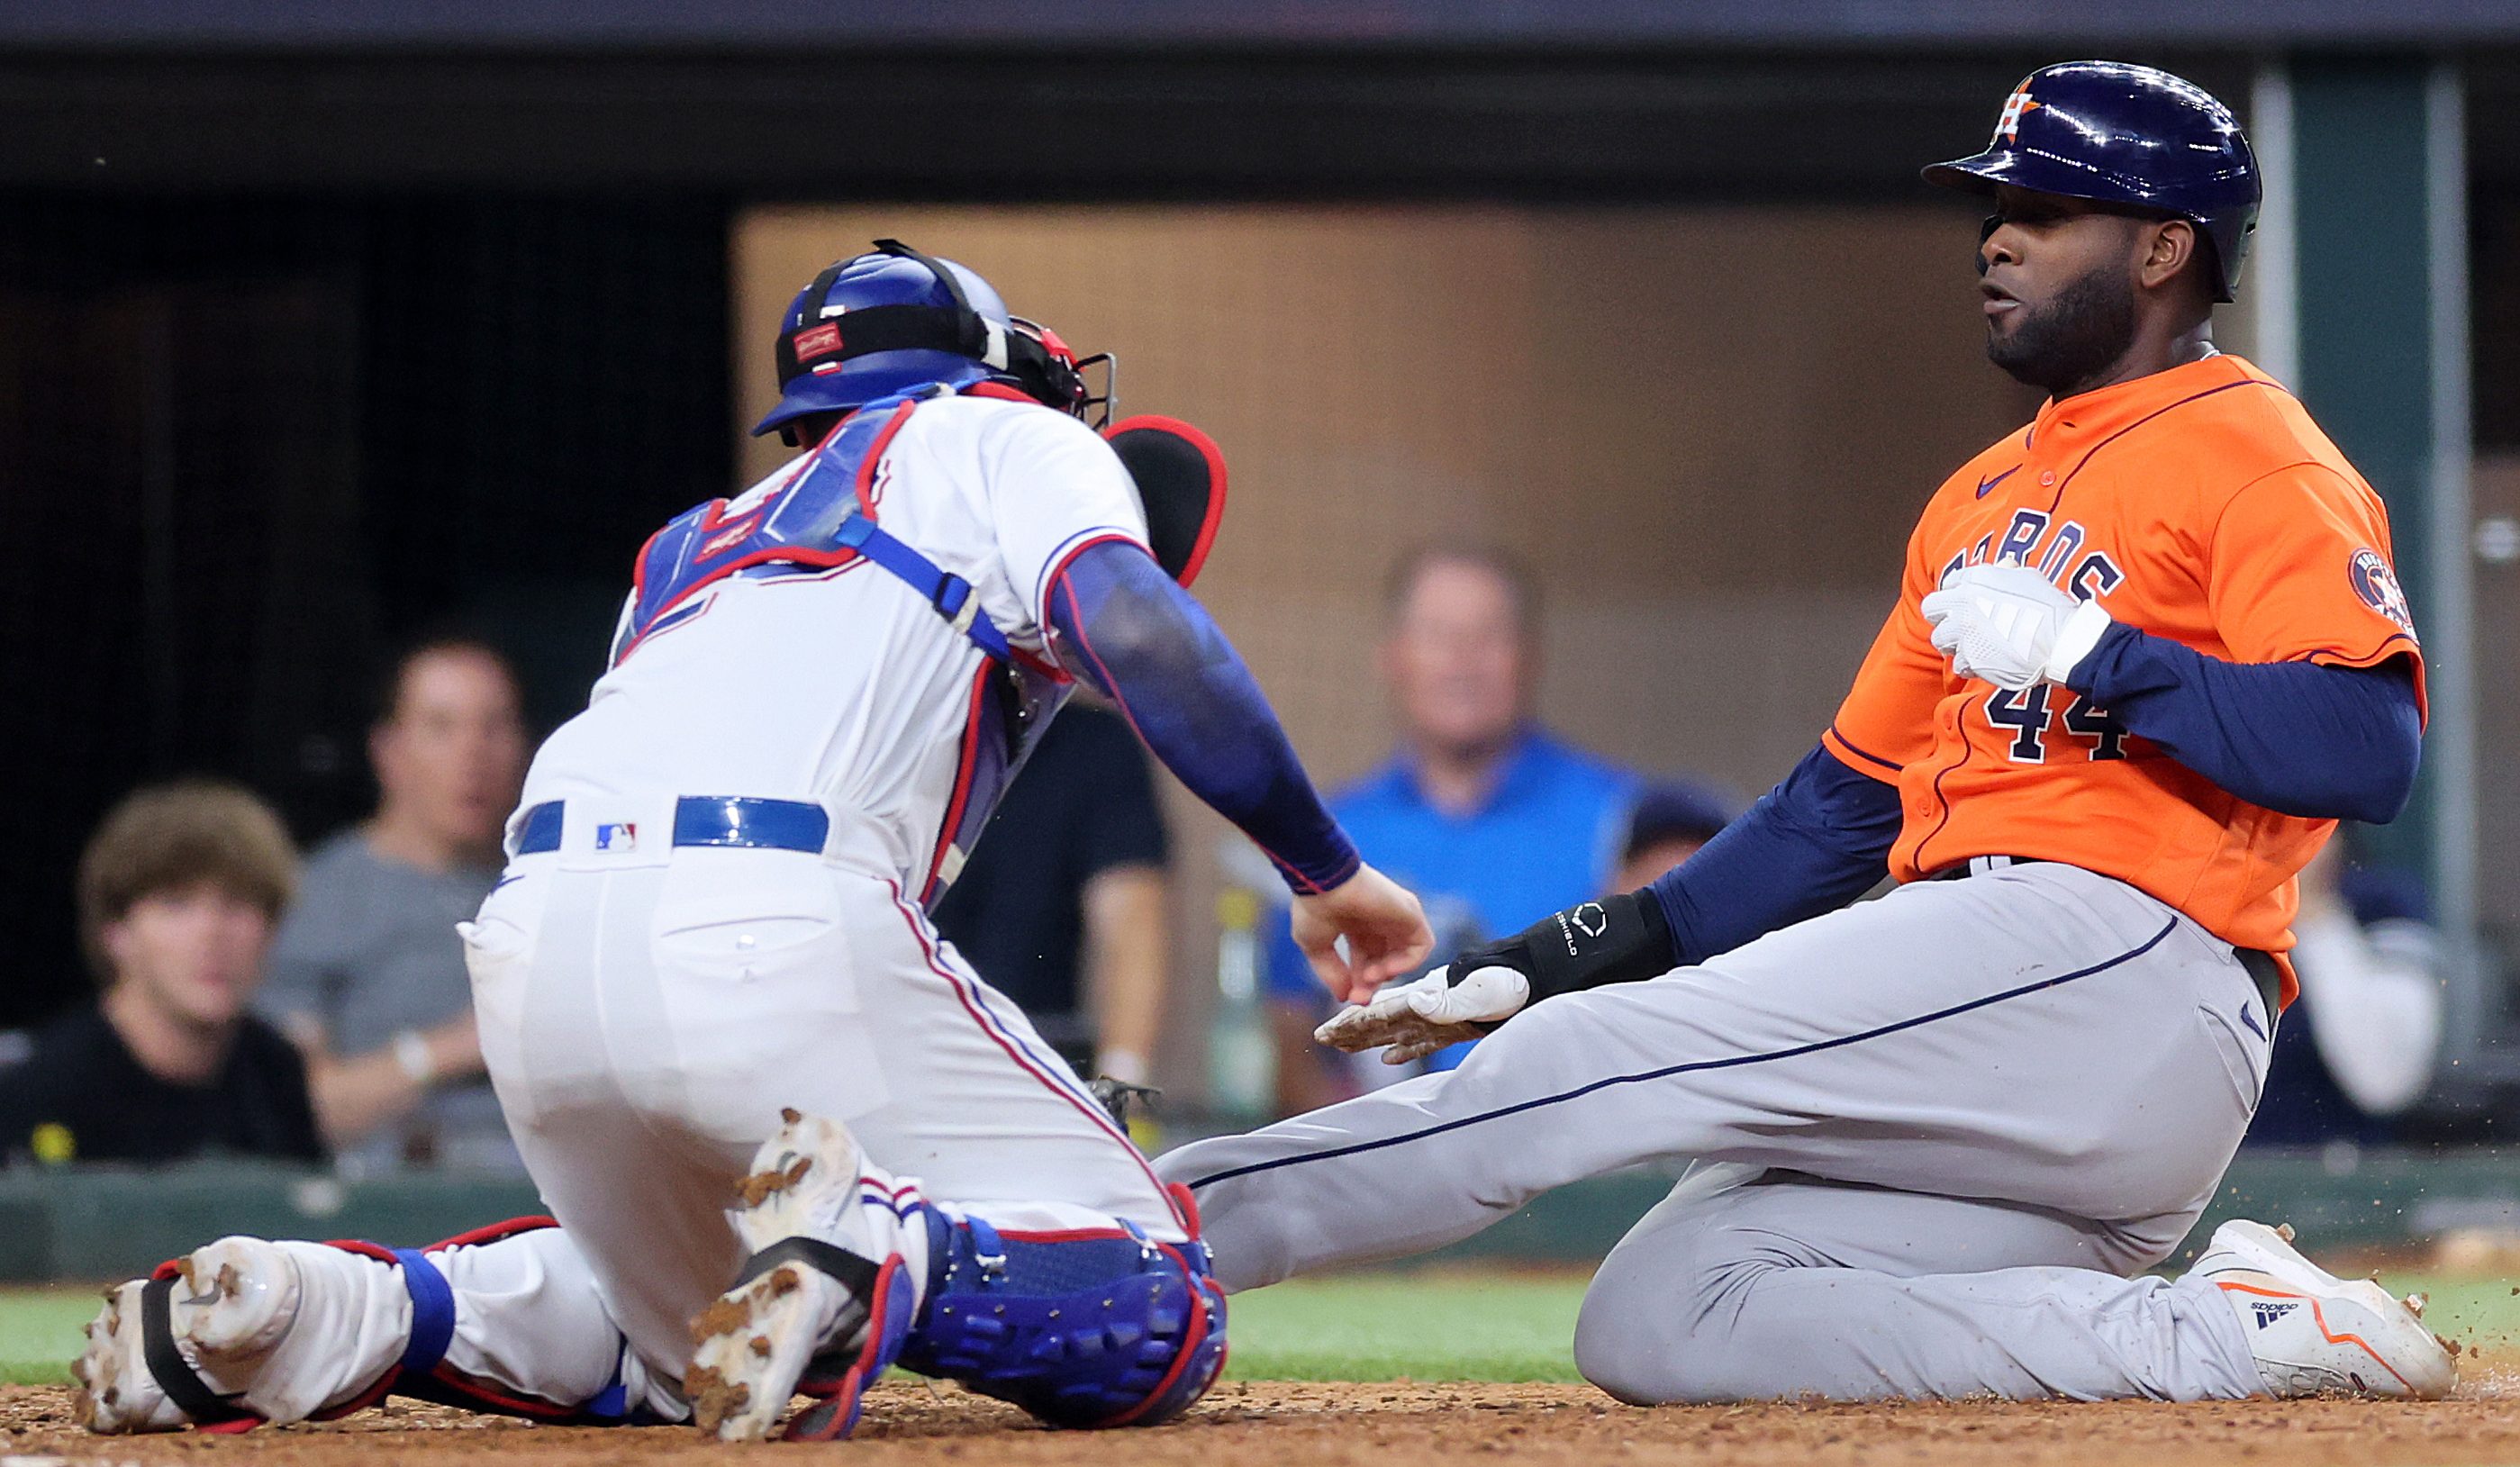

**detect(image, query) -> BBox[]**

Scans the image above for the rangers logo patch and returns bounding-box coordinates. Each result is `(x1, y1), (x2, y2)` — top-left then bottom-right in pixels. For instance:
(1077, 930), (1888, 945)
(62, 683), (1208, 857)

(2348, 548), (2417, 638)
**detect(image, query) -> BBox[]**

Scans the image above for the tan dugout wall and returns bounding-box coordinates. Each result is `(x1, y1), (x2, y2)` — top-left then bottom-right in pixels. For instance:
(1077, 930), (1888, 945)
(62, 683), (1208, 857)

(730, 205), (2085, 1095)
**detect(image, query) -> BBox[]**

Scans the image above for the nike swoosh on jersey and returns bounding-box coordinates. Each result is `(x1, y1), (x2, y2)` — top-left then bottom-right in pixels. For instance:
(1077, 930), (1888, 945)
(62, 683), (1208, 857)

(1976, 466), (2021, 498)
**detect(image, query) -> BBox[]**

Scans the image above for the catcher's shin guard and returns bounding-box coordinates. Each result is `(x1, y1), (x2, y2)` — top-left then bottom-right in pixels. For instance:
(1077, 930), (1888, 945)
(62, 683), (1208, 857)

(104, 1218), (643, 1433)
(898, 1186), (1228, 1429)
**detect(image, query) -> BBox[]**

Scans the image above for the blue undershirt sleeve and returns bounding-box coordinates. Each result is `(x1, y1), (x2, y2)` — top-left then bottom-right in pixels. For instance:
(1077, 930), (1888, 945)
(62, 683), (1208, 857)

(1045, 539), (1361, 895)
(1645, 743), (1903, 966)
(2062, 622), (2422, 826)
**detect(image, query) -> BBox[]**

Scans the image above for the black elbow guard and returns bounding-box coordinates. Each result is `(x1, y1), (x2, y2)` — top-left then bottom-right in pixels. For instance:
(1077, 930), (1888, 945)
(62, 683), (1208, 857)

(1446, 890), (1678, 1004)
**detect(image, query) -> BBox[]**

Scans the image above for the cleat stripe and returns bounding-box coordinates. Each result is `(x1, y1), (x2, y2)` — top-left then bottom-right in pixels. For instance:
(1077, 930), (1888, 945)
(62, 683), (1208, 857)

(2216, 1281), (2418, 1393)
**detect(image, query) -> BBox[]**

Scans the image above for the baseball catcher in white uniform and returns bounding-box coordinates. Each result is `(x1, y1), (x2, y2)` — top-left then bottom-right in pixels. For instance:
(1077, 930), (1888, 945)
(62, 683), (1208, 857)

(75, 241), (1433, 1442)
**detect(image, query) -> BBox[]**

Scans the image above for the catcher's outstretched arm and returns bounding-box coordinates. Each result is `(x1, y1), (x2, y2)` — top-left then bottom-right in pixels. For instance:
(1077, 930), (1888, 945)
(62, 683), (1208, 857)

(1046, 538), (1359, 895)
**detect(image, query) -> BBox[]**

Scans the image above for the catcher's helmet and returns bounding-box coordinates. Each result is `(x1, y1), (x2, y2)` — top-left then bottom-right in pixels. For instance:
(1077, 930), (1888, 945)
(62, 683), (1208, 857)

(752, 240), (1109, 437)
(1922, 60), (2260, 302)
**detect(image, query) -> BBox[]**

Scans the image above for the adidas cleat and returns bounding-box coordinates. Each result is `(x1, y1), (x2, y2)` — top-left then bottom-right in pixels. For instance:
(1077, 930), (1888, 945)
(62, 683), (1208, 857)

(2185, 1219), (2455, 1399)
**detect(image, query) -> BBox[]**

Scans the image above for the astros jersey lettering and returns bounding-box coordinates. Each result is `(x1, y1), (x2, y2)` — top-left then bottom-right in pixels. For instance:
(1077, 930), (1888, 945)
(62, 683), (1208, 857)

(1821, 354), (2423, 971)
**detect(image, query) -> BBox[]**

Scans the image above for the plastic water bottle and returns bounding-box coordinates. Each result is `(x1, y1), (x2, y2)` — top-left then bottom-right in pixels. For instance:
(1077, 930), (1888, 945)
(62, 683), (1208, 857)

(1210, 838), (1280, 1120)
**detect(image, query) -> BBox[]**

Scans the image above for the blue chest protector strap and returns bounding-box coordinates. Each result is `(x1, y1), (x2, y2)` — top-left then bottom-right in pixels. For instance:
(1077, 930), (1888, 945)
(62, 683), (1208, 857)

(829, 513), (1015, 664)
(616, 385), (1020, 670)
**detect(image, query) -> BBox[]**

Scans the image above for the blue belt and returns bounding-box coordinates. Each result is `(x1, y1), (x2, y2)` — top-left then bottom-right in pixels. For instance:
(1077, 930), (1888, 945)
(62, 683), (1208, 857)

(512, 797), (829, 856)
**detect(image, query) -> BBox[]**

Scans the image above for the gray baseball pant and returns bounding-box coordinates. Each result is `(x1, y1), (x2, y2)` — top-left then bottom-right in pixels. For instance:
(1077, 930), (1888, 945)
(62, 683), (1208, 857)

(1156, 863), (2273, 1402)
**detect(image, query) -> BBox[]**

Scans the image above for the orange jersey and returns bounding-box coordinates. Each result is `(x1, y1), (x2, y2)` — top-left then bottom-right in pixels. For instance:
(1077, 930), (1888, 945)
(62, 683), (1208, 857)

(1821, 354), (2424, 985)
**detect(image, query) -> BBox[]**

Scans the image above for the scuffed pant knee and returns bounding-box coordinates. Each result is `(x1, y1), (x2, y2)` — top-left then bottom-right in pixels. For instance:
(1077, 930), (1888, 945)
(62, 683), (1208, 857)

(1576, 1216), (1794, 1406)
(1573, 1285), (1663, 1405)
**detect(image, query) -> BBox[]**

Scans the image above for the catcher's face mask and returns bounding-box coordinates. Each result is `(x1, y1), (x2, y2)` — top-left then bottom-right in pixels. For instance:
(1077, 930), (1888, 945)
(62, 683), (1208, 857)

(1101, 416), (1227, 587)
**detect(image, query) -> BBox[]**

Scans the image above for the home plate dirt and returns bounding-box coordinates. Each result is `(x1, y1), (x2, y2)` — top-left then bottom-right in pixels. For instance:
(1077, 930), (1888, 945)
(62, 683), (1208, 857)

(9, 1378), (2520, 1466)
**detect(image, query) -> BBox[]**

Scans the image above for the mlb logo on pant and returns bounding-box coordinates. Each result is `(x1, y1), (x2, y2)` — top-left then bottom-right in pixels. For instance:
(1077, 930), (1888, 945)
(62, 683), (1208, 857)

(595, 822), (639, 853)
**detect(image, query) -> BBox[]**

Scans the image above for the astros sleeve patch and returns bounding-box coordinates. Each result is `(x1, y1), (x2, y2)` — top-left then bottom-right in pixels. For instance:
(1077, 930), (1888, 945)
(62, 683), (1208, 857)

(2207, 462), (2425, 719)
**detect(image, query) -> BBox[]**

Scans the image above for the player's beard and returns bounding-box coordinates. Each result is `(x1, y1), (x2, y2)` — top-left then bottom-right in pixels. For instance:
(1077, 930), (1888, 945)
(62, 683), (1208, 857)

(1986, 259), (2136, 397)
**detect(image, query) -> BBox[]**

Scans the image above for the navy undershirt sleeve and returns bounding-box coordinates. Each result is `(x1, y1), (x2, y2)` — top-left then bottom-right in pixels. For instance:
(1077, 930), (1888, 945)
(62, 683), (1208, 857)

(1045, 539), (1361, 894)
(2062, 622), (2422, 826)
(1646, 744), (1903, 967)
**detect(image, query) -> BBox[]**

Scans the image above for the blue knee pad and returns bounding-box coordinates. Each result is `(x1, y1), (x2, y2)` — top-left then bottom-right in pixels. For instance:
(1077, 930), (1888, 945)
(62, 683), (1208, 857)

(896, 1214), (1228, 1428)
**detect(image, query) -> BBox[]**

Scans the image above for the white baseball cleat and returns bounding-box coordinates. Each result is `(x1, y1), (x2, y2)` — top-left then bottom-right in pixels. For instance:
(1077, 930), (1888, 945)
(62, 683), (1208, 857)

(75, 1236), (304, 1434)
(686, 1109), (928, 1443)
(2185, 1219), (2456, 1399)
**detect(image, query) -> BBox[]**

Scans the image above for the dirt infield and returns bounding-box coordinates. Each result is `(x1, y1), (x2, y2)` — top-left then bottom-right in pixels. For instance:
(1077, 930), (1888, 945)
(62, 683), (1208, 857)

(11, 1377), (2520, 1467)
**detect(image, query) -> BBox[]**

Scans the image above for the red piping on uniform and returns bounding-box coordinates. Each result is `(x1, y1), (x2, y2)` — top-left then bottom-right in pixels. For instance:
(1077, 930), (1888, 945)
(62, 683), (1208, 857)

(886, 881), (1185, 1231)
(852, 399), (920, 515)
(1035, 529), (1147, 636)
(920, 664), (995, 904)
(1165, 1182), (1205, 1240)
(621, 402), (920, 666)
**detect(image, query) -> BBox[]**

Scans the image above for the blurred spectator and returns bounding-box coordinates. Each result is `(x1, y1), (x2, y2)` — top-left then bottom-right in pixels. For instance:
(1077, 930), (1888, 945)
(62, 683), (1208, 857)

(2248, 842), (2445, 1146)
(257, 638), (527, 1171)
(1609, 780), (1739, 893)
(1266, 544), (1637, 1114)
(0, 781), (322, 1166)
(932, 700), (1170, 1088)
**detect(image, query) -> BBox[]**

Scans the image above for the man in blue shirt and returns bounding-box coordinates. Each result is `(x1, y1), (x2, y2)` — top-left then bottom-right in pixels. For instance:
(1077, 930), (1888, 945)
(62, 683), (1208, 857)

(1266, 545), (1635, 1109)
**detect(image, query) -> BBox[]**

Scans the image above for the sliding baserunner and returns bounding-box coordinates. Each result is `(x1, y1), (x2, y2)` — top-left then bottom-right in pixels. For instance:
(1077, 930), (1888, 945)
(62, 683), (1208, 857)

(1160, 61), (2452, 1406)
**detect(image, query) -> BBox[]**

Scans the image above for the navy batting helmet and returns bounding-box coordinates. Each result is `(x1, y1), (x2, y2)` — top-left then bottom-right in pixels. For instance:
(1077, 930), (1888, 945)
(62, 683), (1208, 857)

(1922, 61), (2260, 302)
(752, 240), (1110, 438)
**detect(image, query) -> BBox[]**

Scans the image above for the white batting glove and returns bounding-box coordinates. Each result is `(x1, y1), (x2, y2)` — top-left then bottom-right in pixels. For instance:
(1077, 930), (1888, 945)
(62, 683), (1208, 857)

(1314, 964), (1532, 1065)
(1919, 561), (2113, 691)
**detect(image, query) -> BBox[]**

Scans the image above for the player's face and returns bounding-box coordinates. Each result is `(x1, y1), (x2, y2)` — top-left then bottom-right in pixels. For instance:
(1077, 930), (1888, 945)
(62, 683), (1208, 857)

(371, 648), (529, 854)
(1382, 560), (1530, 759)
(1977, 186), (2149, 394)
(103, 881), (274, 1030)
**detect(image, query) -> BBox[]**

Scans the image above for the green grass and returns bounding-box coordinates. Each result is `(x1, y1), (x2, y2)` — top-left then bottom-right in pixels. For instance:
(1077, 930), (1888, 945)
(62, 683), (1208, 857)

(1221, 1273), (1589, 1382)
(0, 1267), (2510, 1390)
(0, 1286), (104, 1385)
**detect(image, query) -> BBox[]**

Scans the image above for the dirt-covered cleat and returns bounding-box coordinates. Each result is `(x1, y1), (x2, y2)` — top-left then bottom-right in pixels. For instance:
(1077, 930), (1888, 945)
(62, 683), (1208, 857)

(2185, 1219), (2456, 1399)
(686, 1256), (850, 1441)
(77, 1280), (186, 1434)
(687, 1109), (928, 1442)
(77, 1237), (305, 1434)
